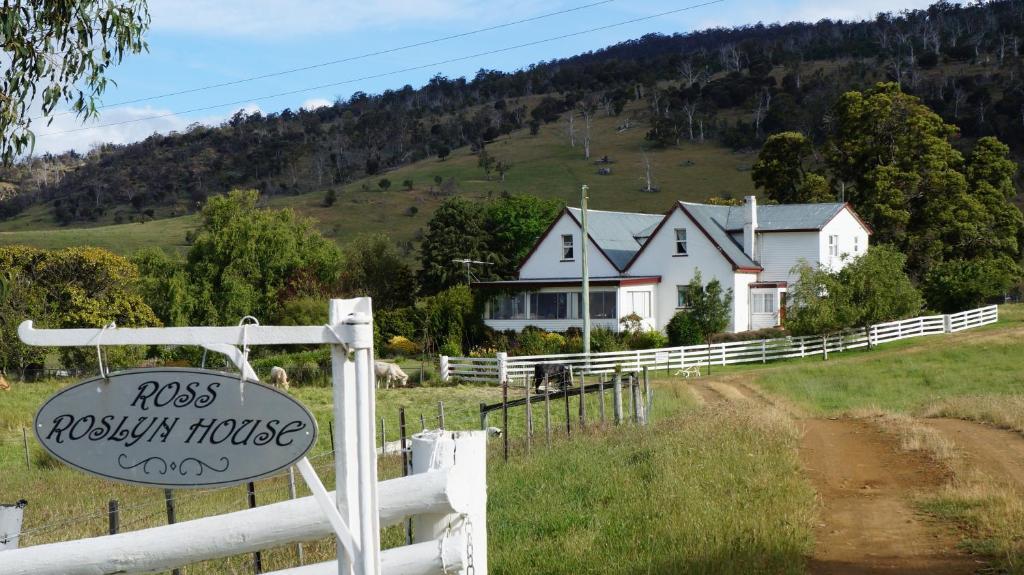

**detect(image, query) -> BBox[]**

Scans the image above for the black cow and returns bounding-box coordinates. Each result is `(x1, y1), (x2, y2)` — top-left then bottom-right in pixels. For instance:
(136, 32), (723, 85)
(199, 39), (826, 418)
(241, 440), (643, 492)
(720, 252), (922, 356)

(534, 363), (572, 394)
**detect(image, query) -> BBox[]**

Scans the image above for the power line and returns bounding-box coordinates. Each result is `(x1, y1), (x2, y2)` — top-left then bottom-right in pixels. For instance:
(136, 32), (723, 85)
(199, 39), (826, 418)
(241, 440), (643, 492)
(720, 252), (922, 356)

(34, 0), (616, 122)
(35, 0), (725, 139)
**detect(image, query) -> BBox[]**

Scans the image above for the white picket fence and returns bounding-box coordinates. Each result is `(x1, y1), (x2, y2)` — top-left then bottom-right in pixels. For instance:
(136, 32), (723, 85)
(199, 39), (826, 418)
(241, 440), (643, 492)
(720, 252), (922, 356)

(441, 305), (999, 385)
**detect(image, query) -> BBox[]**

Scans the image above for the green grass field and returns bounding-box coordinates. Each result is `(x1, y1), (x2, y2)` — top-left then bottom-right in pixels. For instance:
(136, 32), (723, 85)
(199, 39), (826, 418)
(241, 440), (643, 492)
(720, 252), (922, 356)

(0, 99), (757, 255)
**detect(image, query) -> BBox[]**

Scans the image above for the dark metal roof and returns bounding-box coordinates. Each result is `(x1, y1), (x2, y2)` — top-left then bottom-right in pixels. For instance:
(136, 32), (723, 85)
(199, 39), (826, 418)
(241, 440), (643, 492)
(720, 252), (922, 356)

(566, 207), (664, 270)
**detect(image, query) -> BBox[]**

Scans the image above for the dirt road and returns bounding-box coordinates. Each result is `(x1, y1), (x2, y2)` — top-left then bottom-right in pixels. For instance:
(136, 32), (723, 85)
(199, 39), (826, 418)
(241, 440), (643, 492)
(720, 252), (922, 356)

(926, 418), (1024, 489)
(691, 379), (984, 574)
(800, 418), (978, 574)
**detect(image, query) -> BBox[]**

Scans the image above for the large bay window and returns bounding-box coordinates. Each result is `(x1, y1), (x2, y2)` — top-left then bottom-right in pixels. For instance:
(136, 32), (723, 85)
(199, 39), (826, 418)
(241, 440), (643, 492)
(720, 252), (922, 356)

(487, 293), (526, 319)
(751, 292), (777, 314)
(530, 292), (569, 319)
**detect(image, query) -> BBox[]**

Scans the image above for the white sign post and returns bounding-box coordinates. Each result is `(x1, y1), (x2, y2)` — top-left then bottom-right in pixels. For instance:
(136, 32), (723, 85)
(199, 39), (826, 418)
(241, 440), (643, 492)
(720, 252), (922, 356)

(18, 297), (380, 575)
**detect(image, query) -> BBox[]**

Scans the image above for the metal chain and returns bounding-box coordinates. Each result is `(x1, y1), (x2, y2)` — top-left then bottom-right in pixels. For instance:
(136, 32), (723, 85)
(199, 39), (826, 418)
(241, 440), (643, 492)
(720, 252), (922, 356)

(464, 515), (475, 575)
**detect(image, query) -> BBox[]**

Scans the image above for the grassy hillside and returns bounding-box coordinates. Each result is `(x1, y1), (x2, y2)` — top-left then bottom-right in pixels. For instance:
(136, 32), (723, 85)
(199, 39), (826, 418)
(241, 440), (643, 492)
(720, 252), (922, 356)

(0, 102), (757, 255)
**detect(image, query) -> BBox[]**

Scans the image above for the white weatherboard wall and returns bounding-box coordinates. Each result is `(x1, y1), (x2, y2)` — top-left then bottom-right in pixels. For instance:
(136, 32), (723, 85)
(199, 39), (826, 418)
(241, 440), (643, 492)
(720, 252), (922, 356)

(630, 207), (742, 332)
(820, 207), (870, 271)
(733, 271), (758, 332)
(757, 232), (820, 284)
(518, 213), (619, 279)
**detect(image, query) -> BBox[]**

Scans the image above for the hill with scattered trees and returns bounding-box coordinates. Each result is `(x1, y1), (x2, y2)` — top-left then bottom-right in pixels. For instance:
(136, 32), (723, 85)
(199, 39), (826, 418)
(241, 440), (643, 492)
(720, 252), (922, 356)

(3, 0), (1024, 228)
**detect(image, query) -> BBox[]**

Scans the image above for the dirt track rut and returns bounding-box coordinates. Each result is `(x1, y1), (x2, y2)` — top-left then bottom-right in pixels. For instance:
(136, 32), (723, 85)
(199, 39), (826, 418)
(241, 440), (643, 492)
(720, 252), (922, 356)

(690, 379), (983, 574)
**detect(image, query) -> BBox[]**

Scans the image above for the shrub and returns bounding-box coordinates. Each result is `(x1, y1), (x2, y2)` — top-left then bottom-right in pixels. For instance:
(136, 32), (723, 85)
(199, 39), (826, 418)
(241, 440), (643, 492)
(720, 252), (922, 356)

(387, 335), (420, 356)
(627, 330), (668, 350)
(516, 326), (562, 355)
(666, 311), (703, 346)
(439, 334), (462, 356)
(590, 327), (625, 352)
(711, 327), (788, 343)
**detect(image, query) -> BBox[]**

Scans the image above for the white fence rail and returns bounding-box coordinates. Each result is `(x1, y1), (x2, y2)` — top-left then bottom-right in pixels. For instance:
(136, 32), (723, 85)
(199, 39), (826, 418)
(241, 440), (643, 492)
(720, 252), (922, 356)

(441, 305), (999, 385)
(0, 431), (486, 575)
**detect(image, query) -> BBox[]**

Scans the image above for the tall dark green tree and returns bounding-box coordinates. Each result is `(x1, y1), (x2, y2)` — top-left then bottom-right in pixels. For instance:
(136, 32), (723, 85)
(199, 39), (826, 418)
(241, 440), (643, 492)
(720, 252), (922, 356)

(418, 197), (494, 294)
(752, 131), (833, 203)
(340, 233), (417, 309)
(483, 195), (562, 278)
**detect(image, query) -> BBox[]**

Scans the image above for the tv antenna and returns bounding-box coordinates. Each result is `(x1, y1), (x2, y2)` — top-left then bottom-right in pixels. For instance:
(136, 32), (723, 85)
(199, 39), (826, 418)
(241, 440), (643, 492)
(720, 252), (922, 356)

(451, 259), (493, 284)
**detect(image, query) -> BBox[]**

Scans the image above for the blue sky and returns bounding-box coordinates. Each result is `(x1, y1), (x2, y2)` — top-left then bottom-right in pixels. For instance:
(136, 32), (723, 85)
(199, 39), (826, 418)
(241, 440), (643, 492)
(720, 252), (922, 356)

(32, 0), (937, 155)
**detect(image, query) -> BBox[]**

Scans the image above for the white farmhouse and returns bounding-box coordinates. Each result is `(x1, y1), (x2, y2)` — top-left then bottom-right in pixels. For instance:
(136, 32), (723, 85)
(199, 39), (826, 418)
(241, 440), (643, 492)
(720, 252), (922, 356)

(476, 196), (871, 334)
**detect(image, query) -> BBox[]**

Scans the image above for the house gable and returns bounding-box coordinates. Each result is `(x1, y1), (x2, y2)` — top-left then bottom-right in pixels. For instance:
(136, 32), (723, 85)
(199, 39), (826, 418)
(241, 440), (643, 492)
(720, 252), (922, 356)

(517, 209), (620, 279)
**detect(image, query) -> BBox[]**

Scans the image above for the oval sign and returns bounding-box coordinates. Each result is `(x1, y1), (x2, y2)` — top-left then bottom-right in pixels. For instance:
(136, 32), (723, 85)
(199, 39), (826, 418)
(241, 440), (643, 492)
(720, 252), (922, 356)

(34, 368), (318, 489)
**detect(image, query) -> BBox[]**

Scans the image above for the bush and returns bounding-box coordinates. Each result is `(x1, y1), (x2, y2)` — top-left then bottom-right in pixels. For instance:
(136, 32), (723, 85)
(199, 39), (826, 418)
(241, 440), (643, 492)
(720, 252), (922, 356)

(439, 334), (462, 356)
(626, 330), (668, 350)
(666, 311), (702, 346)
(374, 307), (418, 351)
(387, 335), (420, 356)
(711, 327), (788, 343)
(516, 326), (563, 355)
(590, 327), (625, 352)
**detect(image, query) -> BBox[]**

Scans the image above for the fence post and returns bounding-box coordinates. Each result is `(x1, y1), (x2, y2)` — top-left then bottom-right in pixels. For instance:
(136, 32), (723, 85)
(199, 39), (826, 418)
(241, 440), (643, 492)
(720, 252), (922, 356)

(420, 414), (426, 432)
(328, 420), (334, 452)
(642, 367), (650, 426)
(0, 500), (27, 551)
(612, 372), (623, 425)
(438, 401), (446, 430)
(679, 346), (685, 375)
(380, 417), (387, 454)
(563, 381), (572, 437)
(502, 381), (509, 462)
(246, 482), (262, 574)
(544, 389), (552, 448)
(599, 377), (606, 425)
(411, 430), (488, 575)
(479, 403), (489, 431)
(439, 355), (450, 383)
(822, 335), (828, 361)
(720, 344), (726, 366)
(21, 427), (29, 469)
(108, 500), (119, 535)
(943, 314), (952, 333)
(578, 370), (586, 429)
(524, 382), (532, 455)
(163, 489), (181, 575)
(800, 340), (805, 358)
(761, 339), (767, 363)
(626, 376), (634, 421)
(496, 352), (508, 387)
(399, 407), (412, 546)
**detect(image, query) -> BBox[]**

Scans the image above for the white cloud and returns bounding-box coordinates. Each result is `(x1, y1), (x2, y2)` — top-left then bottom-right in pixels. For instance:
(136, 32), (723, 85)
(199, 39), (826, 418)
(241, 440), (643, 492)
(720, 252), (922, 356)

(301, 98), (332, 111)
(29, 105), (257, 156)
(147, 0), (545, 37)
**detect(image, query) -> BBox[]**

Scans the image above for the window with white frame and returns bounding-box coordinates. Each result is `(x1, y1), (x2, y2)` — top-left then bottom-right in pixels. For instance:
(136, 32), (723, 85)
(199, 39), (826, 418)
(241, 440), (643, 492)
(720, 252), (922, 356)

(561, 234), (574, 260)
(676, 285), (691, 308)
(828, 234), (839, 257)
(630, 291), (652, 318)
(487, 293), (527, 320)
(751, 292), (777, 314)
(674, 228), (688, 255)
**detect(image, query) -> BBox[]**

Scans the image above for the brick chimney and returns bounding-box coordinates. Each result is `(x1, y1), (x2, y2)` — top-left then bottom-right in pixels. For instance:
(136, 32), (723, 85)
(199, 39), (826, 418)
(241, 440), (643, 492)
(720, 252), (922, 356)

(743, 195), (757, 260)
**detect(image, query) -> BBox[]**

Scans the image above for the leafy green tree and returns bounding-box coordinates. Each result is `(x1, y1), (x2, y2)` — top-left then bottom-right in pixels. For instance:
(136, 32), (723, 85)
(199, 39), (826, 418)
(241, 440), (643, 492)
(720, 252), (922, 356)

(839, 245), (922, 341)
(340, 233), (417, 309)
(0, 245), (160, 371)
(686, 270), (733, 373)
(419, 197), (494, 294)
(416, 285), (476, 355)
(378, 178), (391, 191)
(322, 189), (337, 207)
(752, 132), (833, 203)
(0, 0), (150, 162)
(131, 248), (194, 327)
(483, 194), (562, 278)
(786, 260), (855, 342)
(186, 190), (343, 325)
(0, 262), (47, 376)
(436, 146), (450, 161)
(923, 257), (1020, 313)
(402, 179), (414, 190)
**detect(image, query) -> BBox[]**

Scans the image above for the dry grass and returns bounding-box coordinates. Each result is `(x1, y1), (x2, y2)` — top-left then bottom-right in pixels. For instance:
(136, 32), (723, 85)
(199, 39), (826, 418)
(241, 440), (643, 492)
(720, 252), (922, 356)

(922, 395), (1024, 434)
(852, 409), (1024, 573)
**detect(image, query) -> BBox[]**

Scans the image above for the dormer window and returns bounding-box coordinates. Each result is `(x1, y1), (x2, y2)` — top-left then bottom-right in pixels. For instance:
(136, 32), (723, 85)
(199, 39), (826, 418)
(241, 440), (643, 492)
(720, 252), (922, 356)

(561, 234), (574, 261)
(674, 228), (688, 255)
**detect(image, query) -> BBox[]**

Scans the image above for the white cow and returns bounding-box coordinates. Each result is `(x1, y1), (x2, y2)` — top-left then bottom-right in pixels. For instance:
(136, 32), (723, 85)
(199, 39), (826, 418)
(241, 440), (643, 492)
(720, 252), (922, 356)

(268, 366), (290, 391)
(374, 361), (409, 388)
